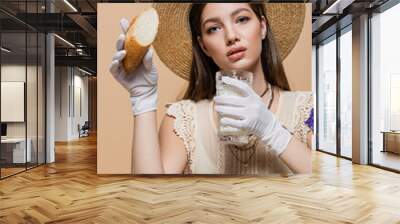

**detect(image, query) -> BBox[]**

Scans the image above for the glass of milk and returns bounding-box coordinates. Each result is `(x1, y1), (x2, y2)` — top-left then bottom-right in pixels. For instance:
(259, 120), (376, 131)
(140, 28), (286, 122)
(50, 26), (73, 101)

(215, 70), (253, 145)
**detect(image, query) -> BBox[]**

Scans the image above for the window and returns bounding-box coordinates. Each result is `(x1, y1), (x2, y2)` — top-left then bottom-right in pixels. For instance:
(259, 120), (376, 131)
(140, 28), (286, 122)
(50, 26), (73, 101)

(370, 2), (400, 171)
(390, 74), (400, 130)
(317, 35), (337, 155)
(340, 27), (352, 158)
(0, 1), (47, 179)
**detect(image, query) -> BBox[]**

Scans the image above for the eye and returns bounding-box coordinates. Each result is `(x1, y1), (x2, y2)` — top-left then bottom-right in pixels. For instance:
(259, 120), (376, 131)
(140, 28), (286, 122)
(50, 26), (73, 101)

(236, 16), (250, 23)
(206, 26), (219, 34)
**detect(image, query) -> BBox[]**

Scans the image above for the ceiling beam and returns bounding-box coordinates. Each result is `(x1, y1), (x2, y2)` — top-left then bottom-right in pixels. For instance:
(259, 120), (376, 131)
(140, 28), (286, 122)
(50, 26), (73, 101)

(67, 13), (97, 39)
(322, 0), (356, 14)
(55, 55), (96, 72)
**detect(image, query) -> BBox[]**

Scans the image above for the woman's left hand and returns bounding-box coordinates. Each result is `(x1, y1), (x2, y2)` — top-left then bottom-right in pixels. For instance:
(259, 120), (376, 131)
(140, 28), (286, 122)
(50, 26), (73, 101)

(213, 76), (292, 155)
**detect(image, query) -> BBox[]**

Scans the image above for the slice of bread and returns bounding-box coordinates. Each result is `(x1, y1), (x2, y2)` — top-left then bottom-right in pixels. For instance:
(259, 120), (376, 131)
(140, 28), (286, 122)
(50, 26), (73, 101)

(123, 7), (159, 73)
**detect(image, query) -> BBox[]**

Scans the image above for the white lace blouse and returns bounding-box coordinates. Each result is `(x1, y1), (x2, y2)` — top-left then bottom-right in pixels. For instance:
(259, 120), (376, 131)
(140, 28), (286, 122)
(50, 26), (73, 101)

(166, 91), (313, 175)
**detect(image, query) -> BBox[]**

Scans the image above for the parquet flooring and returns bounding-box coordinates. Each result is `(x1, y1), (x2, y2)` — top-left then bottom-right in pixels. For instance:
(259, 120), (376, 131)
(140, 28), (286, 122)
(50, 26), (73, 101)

(1, 167), (25, 178)
(0, 134), (400, 223)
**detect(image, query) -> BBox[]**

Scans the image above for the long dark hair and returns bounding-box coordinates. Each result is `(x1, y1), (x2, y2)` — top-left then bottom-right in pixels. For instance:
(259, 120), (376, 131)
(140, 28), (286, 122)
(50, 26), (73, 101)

(184, 3), (290, 102)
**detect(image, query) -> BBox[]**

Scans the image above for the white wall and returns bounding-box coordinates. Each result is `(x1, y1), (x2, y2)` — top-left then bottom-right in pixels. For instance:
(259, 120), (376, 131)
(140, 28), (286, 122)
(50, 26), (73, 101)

(1, 64), (46, 163)
(76, 71), (89, 138)
(1, 65), (37, 138)
(1, 82), (25, 122)
(55, 67), (70, 141)
(54, 67), (89, 141)
(1, 65), (26, 127)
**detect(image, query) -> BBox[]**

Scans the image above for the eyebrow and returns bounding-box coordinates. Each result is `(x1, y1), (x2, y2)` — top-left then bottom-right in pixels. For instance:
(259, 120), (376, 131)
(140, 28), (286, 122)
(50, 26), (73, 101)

(202, 8), (252, 28)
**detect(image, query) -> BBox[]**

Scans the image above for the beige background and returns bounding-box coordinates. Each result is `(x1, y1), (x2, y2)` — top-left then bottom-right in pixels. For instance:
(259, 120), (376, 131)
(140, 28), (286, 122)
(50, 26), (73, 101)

(97, 3), (311, 174)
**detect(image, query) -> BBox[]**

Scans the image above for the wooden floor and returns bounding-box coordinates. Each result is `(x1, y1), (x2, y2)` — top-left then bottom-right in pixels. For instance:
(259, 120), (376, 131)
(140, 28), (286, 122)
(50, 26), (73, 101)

(1, 134), (400, 223)
(1, 167), (26, 178)
(372, 150), (400, 171)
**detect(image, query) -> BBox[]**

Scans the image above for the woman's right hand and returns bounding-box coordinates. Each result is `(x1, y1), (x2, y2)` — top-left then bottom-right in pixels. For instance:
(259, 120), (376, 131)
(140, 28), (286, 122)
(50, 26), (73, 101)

(109, 18), (159, 116)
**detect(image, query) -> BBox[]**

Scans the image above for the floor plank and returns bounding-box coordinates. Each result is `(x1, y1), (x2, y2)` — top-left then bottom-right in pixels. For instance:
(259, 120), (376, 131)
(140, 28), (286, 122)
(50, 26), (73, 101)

(0, 134), (399, 223)
(372, 150), (400, 171)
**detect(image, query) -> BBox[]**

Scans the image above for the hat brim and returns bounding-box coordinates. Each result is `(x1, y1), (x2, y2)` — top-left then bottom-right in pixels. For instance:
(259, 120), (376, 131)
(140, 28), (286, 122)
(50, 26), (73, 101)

(153, 3), (305, 81)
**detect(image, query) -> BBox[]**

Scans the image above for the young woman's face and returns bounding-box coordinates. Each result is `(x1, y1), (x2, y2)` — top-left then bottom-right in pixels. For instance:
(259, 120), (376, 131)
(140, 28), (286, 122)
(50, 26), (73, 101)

(198, 3), (267, 72)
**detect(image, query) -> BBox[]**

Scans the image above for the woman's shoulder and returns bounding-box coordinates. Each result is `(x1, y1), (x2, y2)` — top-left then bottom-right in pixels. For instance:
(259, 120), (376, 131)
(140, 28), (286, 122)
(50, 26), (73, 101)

(278, 89), (314, 142)
(279, 90), (313, 104)
(278, 89), (313, 113)
(165, 99), (194, 108)
(165, 100), (195, 119)
(278, 89), (313, 112)
(165, 99), (211, 117)
(162, 100), (197, 174)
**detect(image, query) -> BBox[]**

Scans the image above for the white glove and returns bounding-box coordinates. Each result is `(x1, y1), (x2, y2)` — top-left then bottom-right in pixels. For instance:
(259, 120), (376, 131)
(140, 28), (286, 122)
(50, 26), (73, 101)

(214, 76), (292, 155)
(109, 18), (158, 116)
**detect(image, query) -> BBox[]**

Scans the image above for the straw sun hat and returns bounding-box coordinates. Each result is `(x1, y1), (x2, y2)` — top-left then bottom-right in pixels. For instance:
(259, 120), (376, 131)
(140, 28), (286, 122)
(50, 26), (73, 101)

(152, 3), (305, 81)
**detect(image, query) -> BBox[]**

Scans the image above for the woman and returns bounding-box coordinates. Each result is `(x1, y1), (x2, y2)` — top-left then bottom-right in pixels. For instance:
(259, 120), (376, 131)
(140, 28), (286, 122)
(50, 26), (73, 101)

(110, 3), (313, 175)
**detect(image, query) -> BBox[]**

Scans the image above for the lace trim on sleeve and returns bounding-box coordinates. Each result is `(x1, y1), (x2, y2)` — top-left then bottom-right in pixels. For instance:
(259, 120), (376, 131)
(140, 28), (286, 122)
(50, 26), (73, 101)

(166, 100), (196, 174)
(292, 93), (314, 144)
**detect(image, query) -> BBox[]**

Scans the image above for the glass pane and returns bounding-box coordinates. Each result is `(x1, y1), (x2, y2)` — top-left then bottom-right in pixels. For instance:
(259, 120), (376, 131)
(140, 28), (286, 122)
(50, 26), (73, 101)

(27, 31), (38, 169)
(1, 29), (27, 177)
(371, 3), (400, 171)
(38, 32), (45, 165)
(318, 36), (337, 154)
(312, 46), (317, 150)
(340, 28), (352, 158)
(0, 1), (46, 178)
